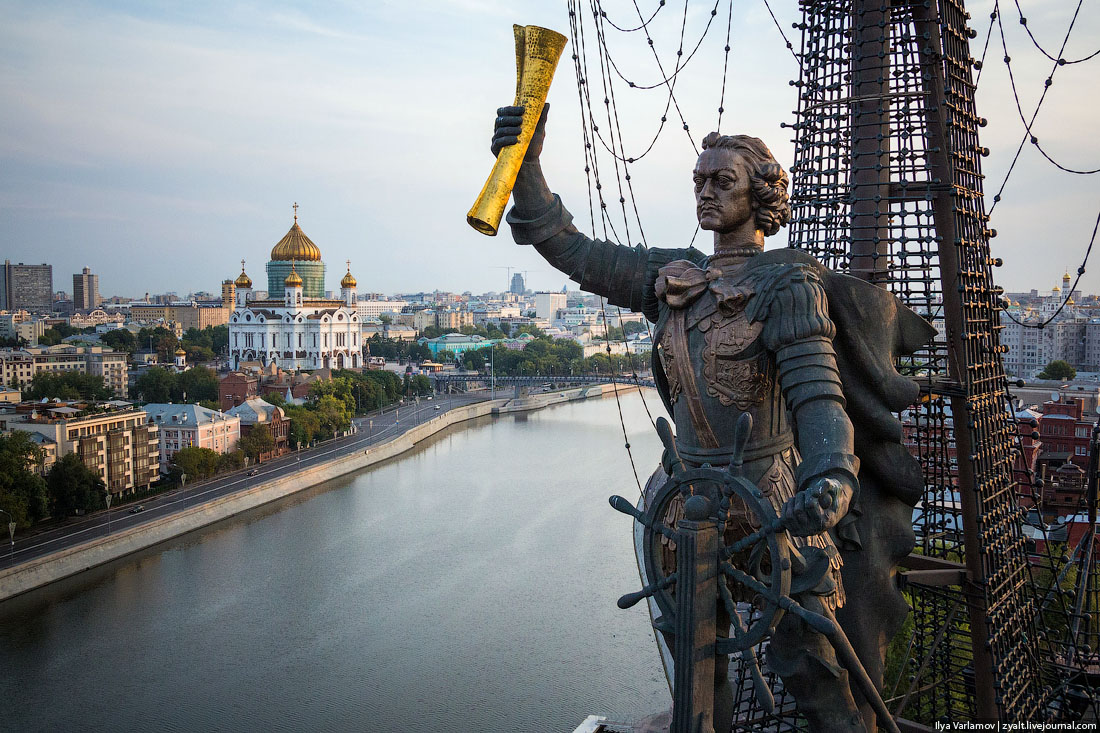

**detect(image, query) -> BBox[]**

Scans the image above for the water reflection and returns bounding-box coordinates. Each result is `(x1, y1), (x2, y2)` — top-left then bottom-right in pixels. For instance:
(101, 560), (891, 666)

(0, 396), (670, 732)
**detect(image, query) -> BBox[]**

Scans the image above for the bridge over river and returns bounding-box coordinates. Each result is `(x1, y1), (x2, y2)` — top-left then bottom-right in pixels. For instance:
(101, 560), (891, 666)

(430, 372), (657, 392)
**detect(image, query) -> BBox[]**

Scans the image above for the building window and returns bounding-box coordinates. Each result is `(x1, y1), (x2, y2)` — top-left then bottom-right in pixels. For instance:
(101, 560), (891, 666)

(1076, 445), (1088, 456)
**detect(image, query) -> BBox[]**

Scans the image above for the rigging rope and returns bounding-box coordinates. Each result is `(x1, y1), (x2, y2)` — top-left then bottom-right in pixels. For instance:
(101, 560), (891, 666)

(566, 0), (743, 493)
(1001, 205), (1100, 329)
(1011, 0), (1100, 65)
(989, 0), (1100, 214)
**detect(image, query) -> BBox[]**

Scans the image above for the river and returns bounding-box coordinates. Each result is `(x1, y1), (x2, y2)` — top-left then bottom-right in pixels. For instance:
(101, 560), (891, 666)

(0, 394), (671, 732)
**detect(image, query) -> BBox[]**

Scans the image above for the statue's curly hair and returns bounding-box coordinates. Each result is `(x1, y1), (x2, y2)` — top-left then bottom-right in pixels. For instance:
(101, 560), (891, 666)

(700, 132), (791, 236)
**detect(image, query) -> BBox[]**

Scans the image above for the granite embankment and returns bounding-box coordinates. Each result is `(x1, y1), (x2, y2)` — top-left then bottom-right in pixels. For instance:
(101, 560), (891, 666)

(0, 384), (643, 602)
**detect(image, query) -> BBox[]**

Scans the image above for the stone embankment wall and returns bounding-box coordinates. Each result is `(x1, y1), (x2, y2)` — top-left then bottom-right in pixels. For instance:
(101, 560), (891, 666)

(0, 384), (644, 602)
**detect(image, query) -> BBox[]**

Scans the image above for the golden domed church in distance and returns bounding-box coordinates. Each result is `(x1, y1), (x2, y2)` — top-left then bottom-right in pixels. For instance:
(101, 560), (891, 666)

(228, 205), (362, 371)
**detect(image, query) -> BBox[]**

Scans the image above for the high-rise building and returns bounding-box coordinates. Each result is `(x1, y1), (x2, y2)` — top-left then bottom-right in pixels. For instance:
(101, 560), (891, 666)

(535, 292), (567, 321)
(510, 272), (525, 295)
(1, 261), (53, 313)
(221, 279), (236, 311)
(73, 267), (99, 310)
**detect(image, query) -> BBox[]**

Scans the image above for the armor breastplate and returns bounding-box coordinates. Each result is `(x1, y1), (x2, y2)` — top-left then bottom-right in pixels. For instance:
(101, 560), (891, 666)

(655, 280), (790, 461)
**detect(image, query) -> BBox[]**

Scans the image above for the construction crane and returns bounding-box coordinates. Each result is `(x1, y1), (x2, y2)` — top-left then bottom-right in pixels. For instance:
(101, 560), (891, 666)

(490, 266), (518, 292)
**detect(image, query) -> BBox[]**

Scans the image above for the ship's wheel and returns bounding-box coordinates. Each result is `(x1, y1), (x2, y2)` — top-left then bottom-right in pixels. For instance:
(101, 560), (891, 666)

(611, 413), (902, 731)
(610, 413), (792, 711)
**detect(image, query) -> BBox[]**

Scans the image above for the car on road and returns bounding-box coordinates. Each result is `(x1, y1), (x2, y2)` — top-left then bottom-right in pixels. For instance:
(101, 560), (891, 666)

(248, 469), (260, 476)
(128, 505), (145, 514)
(434, 405), (441, 410)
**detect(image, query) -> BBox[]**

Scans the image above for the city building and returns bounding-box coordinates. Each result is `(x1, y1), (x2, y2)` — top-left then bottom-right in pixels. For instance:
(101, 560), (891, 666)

(229, 221), (362, 370)
(535, 292), (567, 321)
(69, 309), (125, 329)
(221, 280), (236, 312)
(143, 403), (241, 474)
(0, 261), (53, 313)
(266, 204), (325, 299)
(219, 371), (259, 411)
(226, 398), (290, 458)
(73, 267), (99, 311)
(129, 303), (230, 331)
(355, 299), (409, 320)
(510, 272), (526, 295)
(418, 333), (493, 358)
(0, 311), (47, 345)
(1036, 395), (1093, 473)
(0, 403), (159, 495)
(0, 345), (128, 395)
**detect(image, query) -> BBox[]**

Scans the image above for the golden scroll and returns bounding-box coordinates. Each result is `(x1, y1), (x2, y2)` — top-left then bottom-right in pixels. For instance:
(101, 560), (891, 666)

(467, 24), (568, 236)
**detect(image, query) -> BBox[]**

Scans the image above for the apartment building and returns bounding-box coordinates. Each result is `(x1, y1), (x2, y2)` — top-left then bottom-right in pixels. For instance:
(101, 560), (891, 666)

(143, 403), (241, 474)
(2, 405), (159, 495)
(0, 346), (129, 395)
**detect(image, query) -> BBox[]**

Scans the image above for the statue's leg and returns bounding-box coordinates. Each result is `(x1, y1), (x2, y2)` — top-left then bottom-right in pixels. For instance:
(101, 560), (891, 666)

(766, 597), (865, 733)
(834, 479), (916, 729)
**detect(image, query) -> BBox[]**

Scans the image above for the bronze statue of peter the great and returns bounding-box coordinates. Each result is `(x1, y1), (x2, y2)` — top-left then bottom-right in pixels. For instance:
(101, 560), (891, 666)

(490, 104), (934, 732)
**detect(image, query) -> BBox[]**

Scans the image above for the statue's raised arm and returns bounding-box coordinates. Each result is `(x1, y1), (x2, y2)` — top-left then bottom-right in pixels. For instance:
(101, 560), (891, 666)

(492, 104), (697, 320)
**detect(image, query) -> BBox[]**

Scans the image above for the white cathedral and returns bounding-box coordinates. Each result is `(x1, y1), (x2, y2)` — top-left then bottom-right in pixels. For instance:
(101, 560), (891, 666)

(228, 208), (362, 371)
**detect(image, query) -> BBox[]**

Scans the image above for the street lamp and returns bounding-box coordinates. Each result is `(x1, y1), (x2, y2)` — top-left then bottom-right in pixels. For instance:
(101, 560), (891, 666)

(105, 491), (112, 535)
(0, 509), (13, 567)
(181, 472), (188, 489)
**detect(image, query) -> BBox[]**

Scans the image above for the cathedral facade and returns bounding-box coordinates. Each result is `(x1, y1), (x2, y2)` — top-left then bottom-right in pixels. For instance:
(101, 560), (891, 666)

(229, 209), (362, 371)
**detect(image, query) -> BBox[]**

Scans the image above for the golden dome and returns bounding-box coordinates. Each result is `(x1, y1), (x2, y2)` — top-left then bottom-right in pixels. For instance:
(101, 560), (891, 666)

(1053, 285), (1061, 293)
(234, 260), (252, 288)
(341, 261), (357, 288)
(270, 205), (321, 262)
(1064, 271), (1072, 282)
(284, 265), (303, 288)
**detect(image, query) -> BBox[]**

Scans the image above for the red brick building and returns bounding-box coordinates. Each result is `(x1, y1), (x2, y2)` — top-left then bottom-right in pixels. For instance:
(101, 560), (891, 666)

(219, 371), (258, 411)
(1037, 396), (1092, 472)
(226, 397), (291, 461)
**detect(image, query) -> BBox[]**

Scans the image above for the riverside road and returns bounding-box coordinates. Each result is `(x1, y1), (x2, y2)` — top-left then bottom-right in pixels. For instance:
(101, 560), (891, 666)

(6, 392), (491, 567)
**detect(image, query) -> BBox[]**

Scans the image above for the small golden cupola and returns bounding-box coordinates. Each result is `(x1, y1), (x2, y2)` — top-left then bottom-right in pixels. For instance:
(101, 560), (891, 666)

(341, 261), (357, 289)
(284, 263), (303, 288)
(235, 260), (253, 289)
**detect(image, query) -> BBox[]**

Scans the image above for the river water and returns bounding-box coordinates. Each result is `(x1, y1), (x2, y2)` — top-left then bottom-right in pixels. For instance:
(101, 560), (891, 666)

(0, 395), (671, 733)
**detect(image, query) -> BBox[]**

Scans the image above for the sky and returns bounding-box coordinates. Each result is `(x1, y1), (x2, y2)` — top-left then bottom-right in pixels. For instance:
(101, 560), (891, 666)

(1, 0), (1099, 299)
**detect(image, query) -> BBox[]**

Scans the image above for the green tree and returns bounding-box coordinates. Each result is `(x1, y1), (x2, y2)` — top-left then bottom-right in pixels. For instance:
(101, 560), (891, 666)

(47, 453), (105, 517)
(174, 366), (219, 403)
(219, 450), (245, 473)
(169, 446), (222, 481)
(408, 344), (431, 362)
(411, 375), (432, 395)
(132, 367), (176, 402)
(462, 349), (487, 371)
(285, 405), (321, 446)
(1038, 360), (1077, 380)
(185, 345), (216, 363)
(38, 328), (63, 346)
(314, 394), (352, 435)
(0, 432), (50, 527)
(100, 329), (137, 353)
(25, 371), (112, 401)
(238, 428), (275, 463)
(435, 350), (456, 363)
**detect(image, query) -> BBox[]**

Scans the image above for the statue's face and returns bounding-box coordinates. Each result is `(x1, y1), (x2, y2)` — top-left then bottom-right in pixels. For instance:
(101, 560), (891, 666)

(693, 148), (754, 233)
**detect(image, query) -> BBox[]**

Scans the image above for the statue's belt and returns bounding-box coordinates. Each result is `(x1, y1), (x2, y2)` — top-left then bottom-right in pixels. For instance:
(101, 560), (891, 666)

(673, 433), (794, 467)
